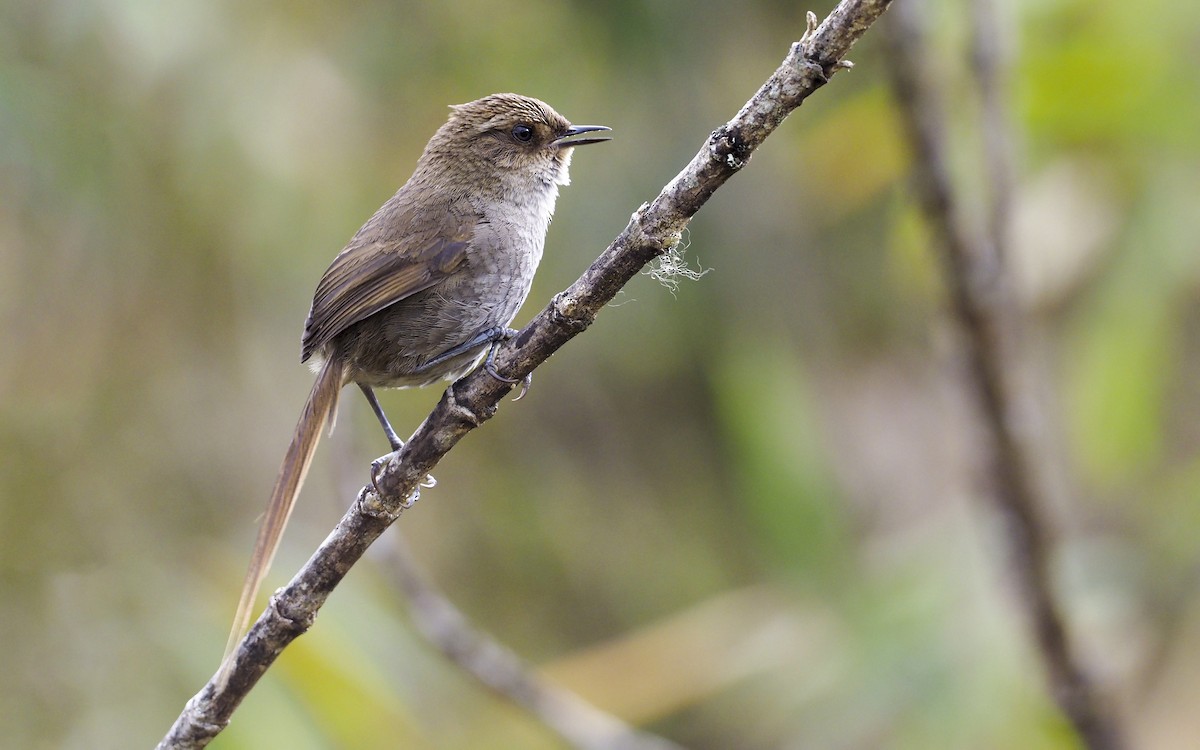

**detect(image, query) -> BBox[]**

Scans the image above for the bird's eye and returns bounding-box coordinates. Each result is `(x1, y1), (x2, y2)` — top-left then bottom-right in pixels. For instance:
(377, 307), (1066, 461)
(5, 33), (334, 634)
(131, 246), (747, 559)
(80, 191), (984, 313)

(511, 124), (534, 143)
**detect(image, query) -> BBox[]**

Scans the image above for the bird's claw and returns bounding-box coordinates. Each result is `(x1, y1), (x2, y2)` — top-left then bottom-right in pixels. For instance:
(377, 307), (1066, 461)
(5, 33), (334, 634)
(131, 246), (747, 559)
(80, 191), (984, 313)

(483, 335), (520, 383)
(369, 455), (389, 496)
(512, 372), (533, 401)
(483, 334), (532, 400)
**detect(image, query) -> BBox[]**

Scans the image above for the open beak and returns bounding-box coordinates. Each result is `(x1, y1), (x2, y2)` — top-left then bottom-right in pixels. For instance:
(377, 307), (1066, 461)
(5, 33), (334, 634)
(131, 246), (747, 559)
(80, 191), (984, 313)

(554, 125), (612, 148)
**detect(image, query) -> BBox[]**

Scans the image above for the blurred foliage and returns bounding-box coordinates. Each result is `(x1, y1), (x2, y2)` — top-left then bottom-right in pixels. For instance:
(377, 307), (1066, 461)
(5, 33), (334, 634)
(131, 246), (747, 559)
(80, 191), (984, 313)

(2, 0), (1199, 748)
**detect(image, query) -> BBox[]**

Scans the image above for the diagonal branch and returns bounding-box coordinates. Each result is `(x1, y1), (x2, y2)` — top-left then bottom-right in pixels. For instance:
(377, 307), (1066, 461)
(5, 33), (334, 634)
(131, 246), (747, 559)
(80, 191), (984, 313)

(882, 3), (1124, 749)
(156, 2), (894, 747)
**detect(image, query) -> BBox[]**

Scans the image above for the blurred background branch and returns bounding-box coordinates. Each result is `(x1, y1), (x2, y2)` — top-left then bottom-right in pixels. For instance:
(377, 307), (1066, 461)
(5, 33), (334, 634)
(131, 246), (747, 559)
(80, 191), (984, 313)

(969, 0), (1015, 258)
(380, 532), (685, 750)
(882, 1), (1122, 748)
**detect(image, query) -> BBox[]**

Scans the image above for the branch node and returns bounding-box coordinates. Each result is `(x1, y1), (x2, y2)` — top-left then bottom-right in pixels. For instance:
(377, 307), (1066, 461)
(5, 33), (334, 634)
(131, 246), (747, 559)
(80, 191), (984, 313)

(805, 58), (831, 83)
(550, 291), (595, 334)
(709, 125), (751, 171)
(270, 589), (316, 631)
(180, 699), (224, 736)
(801, 10), (820, 44)
(444, 382), (492, 427)
(357, 484), (410, 520)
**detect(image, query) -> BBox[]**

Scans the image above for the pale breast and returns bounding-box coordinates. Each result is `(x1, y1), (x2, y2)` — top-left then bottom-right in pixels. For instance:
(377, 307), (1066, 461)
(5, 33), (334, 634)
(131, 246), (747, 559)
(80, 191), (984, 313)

(337, 194), (554, 389)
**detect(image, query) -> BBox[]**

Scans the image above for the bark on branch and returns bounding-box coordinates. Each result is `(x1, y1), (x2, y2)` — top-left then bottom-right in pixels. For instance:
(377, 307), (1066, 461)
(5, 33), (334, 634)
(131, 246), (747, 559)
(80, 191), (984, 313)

(156, 2), (894, 747)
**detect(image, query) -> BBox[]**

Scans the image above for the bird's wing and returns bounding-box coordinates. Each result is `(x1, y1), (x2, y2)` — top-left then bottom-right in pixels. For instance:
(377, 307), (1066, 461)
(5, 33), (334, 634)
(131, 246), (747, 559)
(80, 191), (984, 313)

(301, 202), (474, 362)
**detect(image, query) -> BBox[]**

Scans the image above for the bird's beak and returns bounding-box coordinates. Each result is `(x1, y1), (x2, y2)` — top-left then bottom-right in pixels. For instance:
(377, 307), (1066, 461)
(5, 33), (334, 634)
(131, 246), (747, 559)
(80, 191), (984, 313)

(554, 125), (612, 148)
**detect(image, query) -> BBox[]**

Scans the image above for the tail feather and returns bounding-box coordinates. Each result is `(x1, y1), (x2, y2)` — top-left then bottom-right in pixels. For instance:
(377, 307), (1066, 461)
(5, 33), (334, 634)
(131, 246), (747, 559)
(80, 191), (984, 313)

(218, 356), (344, 684)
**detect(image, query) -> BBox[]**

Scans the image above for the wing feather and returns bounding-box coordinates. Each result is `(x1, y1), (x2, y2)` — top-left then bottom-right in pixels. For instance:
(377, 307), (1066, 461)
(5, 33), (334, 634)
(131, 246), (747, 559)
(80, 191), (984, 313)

(301, 203), (473, 362)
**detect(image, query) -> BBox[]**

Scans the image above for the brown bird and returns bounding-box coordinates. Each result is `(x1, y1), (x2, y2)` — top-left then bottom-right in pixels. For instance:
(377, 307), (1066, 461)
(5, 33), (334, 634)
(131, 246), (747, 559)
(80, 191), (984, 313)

(221, 93), (609, 674)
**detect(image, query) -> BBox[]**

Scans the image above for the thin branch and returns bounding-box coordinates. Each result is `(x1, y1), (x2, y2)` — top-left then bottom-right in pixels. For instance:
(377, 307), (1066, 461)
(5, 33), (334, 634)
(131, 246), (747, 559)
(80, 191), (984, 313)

(156, 2), (895, 747)
(969, 0), (1015, 260)
(379, 533), (684, 750)
(882, 3), (1124, 749)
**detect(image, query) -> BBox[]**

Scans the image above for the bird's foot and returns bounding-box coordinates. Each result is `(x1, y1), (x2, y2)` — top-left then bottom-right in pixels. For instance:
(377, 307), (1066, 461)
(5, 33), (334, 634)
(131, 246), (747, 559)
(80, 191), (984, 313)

(483, 333), (532, 400)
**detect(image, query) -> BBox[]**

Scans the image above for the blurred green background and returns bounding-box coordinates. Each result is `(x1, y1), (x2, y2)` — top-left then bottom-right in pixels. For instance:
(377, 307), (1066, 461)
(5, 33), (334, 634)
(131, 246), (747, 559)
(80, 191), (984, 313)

(4, 0), (1200, 747)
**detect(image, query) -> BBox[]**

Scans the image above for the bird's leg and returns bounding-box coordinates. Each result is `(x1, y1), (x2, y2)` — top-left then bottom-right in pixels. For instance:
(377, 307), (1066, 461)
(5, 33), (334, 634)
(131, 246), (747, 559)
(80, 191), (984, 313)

(358, 383), (403, 451)
(357, 384), (436, 494)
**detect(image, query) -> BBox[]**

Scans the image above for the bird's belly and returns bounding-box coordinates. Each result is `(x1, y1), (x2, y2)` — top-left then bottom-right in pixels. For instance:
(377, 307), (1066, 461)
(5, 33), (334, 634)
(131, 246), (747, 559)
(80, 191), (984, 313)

(334, 278), (527, 389)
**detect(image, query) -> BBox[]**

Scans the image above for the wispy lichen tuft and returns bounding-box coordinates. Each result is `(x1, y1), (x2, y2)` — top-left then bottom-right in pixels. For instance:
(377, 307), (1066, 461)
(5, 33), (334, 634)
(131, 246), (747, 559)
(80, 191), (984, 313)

(644, 230), (710, 295)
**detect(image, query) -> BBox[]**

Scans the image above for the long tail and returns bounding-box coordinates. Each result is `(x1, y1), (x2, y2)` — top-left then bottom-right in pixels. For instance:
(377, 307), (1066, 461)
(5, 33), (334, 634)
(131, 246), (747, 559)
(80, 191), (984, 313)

(218, 356), (344, 683)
